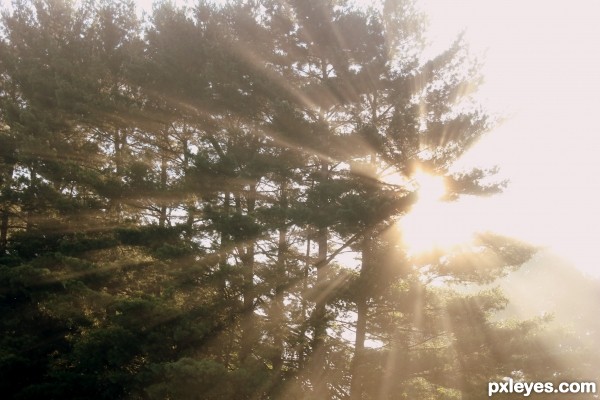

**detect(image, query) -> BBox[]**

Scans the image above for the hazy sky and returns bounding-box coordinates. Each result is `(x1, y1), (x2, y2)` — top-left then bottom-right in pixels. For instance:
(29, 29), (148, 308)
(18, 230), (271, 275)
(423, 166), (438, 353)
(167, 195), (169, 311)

(420, 0), (600, 277)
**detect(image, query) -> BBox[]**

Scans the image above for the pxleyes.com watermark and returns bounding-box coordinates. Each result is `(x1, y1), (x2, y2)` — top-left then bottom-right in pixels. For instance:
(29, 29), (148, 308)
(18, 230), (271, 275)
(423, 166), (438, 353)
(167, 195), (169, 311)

(488, 378), (597, 397)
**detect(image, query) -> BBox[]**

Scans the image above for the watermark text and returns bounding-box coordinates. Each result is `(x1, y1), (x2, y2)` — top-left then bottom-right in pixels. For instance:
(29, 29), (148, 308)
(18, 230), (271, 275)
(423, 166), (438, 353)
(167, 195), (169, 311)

(488, 378), (596, 397)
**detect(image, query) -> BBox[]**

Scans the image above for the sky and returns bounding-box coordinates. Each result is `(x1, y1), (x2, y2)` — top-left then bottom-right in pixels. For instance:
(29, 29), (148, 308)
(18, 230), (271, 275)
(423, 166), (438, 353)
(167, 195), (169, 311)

(415, 0), (600, 277)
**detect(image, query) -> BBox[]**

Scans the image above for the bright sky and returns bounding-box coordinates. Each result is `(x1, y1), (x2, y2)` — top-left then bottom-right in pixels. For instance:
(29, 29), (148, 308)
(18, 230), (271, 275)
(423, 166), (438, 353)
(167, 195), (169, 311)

(411, 0), (600, 276)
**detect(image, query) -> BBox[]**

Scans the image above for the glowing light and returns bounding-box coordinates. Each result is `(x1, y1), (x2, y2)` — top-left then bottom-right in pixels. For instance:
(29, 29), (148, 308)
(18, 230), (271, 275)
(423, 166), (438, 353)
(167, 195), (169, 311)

(399, 171), (479, 254)
(411, 170), (445, 204)
(417, 0), (600, 277)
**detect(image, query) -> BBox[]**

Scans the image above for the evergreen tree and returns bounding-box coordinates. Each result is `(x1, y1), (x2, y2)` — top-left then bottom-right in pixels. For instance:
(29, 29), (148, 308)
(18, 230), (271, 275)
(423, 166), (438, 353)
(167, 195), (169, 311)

(0, 1), (578, 399)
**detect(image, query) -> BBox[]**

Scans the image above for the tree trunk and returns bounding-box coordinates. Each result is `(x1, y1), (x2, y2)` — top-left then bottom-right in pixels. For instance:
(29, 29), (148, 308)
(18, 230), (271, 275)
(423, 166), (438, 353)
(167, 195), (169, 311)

(239, 184), (257, 363)
(111, 129), (126, 221)
(0, 164), (14, 253)
(310, 160), (330, 398)
(182, 137), (195, 241)
(297, 234), (311, 369)
(158, 150), (168, 227)
(350, 238), (371, 400)
(0, 207), (9, 253)
(26, 164), (39, 232)
(272, 179), (288, 372)
(351, 152), (377, 400)
(218, 191), (231, 292)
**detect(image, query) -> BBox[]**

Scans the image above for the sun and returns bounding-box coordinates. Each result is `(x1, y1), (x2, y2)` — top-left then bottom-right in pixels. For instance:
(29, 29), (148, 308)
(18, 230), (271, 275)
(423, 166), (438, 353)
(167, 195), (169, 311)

(411, 170), (445, 205)
(397, 170), (480, 254)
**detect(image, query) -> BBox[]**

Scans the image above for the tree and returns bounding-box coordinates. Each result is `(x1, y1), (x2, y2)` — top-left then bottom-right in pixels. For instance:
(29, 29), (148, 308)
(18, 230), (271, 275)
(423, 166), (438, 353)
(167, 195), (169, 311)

(0, 0), (568, 399)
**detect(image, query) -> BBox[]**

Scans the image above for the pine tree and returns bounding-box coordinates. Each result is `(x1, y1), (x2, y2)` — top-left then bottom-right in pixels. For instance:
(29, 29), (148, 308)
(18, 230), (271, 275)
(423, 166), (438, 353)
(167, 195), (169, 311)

(0, 1), (573, 399)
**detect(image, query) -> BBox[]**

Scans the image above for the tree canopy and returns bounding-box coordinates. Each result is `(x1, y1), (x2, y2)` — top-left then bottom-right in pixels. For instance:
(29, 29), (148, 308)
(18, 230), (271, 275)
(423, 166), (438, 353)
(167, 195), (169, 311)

(0, 1), (585, 399)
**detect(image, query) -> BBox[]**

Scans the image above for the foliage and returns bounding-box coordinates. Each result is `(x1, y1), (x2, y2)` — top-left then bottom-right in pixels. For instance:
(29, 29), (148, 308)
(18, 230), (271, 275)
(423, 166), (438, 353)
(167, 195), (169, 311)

(0, 1), (577, 399)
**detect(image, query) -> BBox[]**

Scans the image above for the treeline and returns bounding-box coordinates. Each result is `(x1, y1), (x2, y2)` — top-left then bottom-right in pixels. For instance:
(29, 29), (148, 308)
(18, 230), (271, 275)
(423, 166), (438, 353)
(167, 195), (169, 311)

(0, 1), (581, 399)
